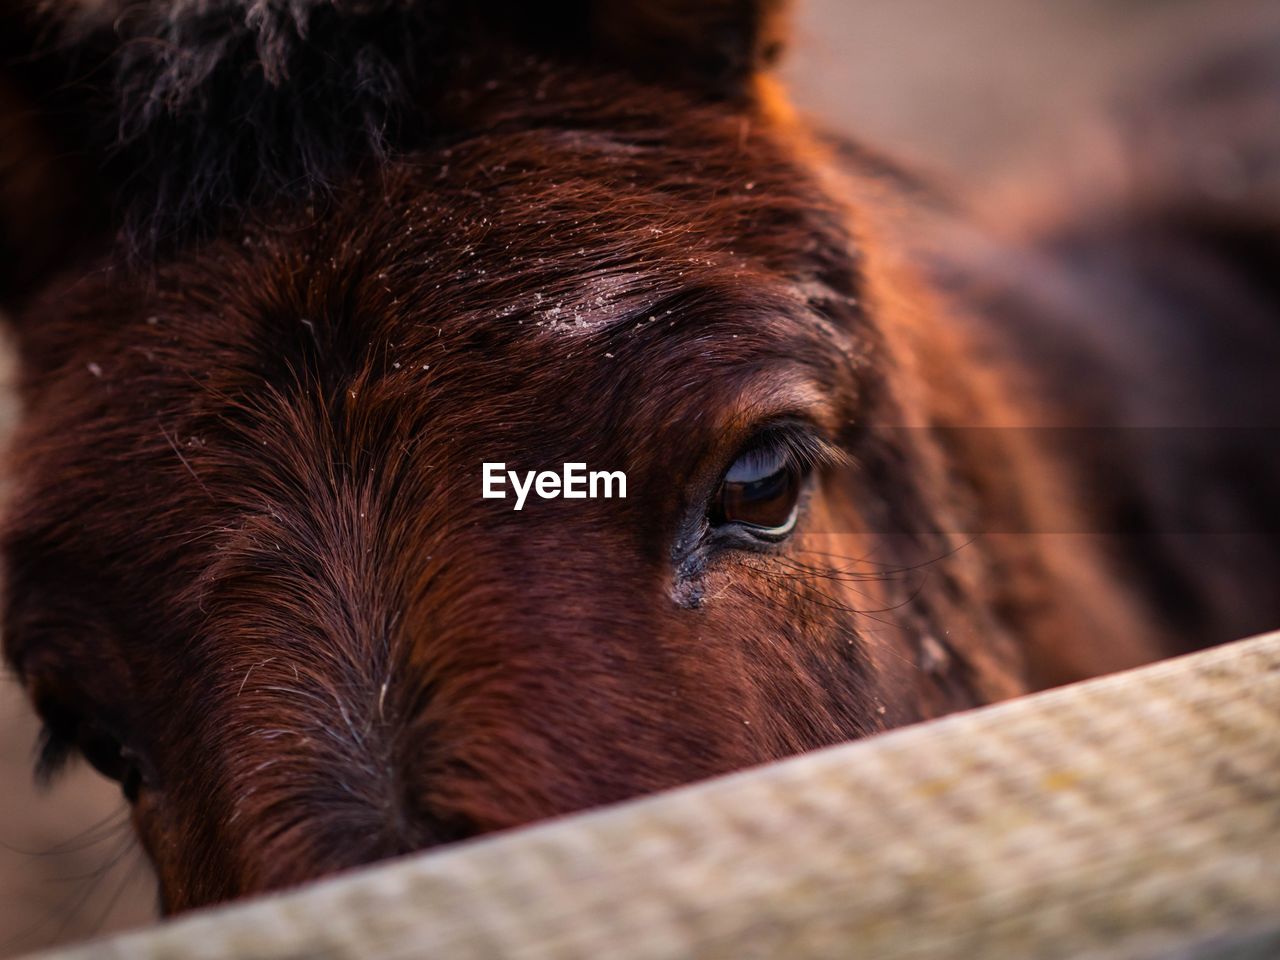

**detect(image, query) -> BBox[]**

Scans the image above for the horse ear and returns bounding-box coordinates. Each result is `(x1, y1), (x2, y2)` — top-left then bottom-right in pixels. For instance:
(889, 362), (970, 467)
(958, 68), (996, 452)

(588, 0), (792, 96)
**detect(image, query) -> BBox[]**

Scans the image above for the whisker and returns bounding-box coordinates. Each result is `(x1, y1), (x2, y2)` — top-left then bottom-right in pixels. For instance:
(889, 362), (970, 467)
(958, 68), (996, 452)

(0, 807), (140, 954)
(0, 809), (131, 858)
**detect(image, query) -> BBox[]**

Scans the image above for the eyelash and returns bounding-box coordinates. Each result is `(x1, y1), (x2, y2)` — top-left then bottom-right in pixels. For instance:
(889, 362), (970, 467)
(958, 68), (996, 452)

(35, 712), (79, 785)
(740, 424), (846, 478)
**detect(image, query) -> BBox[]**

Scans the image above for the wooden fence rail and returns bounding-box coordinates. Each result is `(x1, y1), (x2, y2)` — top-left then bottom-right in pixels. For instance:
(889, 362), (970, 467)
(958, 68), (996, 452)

(31, 631), (1280, 960)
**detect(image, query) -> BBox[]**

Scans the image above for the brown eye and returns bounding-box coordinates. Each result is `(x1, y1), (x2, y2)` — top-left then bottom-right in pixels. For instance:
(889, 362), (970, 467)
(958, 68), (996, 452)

(712, 441), (804, 537)
(78, 721), (138, 797)
(37, 696), (144, 802)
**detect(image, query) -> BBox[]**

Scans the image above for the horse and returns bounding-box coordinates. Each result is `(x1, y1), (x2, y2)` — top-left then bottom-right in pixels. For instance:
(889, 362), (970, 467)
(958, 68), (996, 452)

(1, 0), (1276, 912)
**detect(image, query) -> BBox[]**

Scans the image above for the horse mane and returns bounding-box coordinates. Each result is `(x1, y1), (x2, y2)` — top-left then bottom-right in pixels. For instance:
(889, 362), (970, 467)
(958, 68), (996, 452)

(9, 1), (480, 251)
(4, 0), (785, 255)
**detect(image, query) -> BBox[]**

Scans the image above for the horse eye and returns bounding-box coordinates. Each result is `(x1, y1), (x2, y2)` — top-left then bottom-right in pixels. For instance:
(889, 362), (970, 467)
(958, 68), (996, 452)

(712, 441), (804, 537)
(78, 721), (143, 802)
(34, 694), (146, 801)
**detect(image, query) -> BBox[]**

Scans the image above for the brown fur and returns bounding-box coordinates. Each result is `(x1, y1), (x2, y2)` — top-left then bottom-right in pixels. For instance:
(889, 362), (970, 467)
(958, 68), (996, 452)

(2, 0), (1277, 913)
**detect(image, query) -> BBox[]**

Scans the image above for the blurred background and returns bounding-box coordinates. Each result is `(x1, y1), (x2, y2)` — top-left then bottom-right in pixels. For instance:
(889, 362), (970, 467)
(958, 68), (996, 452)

(2, 0), (1278, 954)
(786, 0), (1280, 187)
